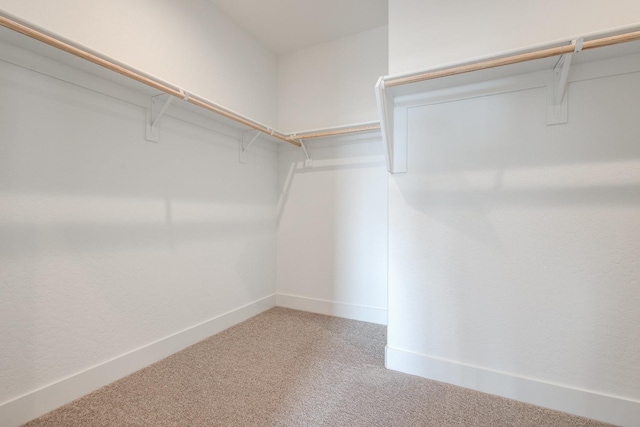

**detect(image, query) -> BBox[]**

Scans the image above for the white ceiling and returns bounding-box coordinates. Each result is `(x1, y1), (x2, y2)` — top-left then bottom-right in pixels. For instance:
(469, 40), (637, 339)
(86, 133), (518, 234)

(208, 0), (388, 55)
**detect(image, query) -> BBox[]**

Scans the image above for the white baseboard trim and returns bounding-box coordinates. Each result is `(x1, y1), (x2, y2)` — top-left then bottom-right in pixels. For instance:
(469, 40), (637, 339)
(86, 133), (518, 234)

(385, 346), (640, 427)
(276, 293), (387, 325)
(0, 294), (276, 427)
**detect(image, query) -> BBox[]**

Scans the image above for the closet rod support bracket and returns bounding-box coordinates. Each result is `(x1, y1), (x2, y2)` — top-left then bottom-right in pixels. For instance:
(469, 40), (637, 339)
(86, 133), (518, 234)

(376, 77), (406, 173)
(295, 136), (313, 168)
(240, 130), (261, 163)
(548, 38), (582, 125)
(146, 93), (175, 142)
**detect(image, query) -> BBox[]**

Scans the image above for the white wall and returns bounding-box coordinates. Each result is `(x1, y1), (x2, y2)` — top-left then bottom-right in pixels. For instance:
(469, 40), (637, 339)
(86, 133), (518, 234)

(0, 35), (278, 426)
(277, 26), (388, 132)
(277, 137), (388, 325)
(275, 26), (390, 324)
(0, 0), (278, 126)
(0, 6), (394, 424)
(387, 3), (640, 423)
(386, 60), (640, 425)
(389, 0), (640, 74)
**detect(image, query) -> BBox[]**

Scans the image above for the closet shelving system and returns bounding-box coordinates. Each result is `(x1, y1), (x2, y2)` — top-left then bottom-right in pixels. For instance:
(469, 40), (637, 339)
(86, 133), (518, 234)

(2, 11), (639, 169)
(0, 11), (381, 161)
(376, 26), (640, 173)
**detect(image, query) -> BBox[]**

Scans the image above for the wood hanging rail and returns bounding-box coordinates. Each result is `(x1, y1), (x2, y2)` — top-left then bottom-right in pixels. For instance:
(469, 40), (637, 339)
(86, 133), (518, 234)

(384, 29), (640, 87)
(0, 12), (385, 147)
(0, 13), (303, 147)
(292, 122), (381, 139)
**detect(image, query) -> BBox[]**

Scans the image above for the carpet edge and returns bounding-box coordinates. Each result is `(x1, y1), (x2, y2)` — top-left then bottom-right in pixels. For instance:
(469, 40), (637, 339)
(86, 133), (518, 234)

(0, 294), (277, 427)
(385, 345), (640, 427)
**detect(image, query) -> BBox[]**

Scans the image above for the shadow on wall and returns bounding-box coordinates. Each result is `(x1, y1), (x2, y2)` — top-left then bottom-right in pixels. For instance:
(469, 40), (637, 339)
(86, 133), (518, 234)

(276, 134), (388, 314)
(397, 78), (640, 248)
(0, 55), (279, 405)
(277, 133), (386, 225)
(389, 75), (640, 398)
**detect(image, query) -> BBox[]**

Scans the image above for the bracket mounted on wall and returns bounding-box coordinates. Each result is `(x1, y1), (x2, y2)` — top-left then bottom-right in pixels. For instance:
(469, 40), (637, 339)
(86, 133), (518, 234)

(239, 130), (261, 163)
(292, 134), (313, 168)
(375, 77), (406, 174)
(146, 90), (190, 142)
(547, 38), (583, 125)
(146, 93), (174, 142)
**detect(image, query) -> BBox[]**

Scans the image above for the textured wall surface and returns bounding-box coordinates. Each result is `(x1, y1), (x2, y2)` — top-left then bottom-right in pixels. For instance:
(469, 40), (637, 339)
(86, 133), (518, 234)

(387, 71), (640, 400)
(0, 45), (278, 405)
(277, 137), (388, 318)
(277, 26), (388, 132)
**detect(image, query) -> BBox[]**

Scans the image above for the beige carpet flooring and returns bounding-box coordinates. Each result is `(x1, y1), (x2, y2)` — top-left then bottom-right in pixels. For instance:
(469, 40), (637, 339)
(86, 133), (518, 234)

(26, 307), (614, 426)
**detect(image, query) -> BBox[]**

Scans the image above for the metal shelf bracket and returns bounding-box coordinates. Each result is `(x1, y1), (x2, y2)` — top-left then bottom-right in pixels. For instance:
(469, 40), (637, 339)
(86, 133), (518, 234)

(146, 93), (175, 142)
(548, 38), (583, 125)
(239, 130), (261, 163)
(295, 136), (313, 168)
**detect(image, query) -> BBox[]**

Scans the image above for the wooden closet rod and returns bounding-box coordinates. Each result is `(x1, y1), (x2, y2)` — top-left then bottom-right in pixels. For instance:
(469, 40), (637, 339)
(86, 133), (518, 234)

(384, 30), (640, 88)
(293, 122), (381, 139)
(0, 13), (302, 147)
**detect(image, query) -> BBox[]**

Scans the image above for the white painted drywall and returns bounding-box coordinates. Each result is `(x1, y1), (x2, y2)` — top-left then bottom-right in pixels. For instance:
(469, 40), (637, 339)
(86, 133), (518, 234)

(209, 0), (388, 55)
(387, 65), (640, 420)
(0, 39), (278, 416)
(277, 136), (388, 324)
(0, 0), (278, 126)
(389, 0), (640, 74)
(277, 26), (388, 132)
